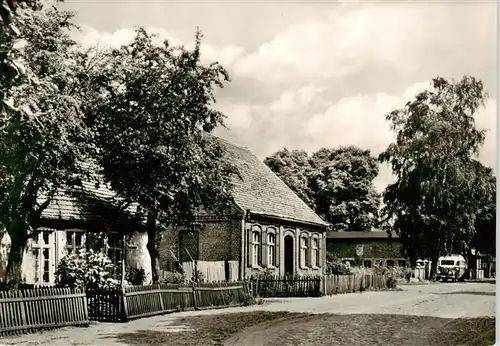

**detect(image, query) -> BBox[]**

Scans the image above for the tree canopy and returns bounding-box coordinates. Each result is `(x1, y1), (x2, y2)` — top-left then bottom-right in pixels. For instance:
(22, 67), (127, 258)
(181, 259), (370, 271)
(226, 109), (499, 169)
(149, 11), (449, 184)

(379, 76), (495, 276)
(82, 29), (237, 283)
(265, 145), (381, 232)
(0, 2), (91, 285)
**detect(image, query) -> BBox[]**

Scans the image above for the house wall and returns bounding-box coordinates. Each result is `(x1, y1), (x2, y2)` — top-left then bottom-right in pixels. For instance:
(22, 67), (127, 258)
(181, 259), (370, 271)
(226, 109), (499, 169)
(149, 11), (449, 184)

(0, 226), (150, 285)
(158, 218), (242, 274)
(326, 238), (407, 267)
(243, 220), (326, 279)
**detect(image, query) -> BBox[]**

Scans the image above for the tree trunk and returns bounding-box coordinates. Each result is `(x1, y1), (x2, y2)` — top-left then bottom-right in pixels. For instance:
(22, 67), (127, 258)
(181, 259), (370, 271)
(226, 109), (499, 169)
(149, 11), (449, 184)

(4, 233), (26, 289)
(429, 252), (439, 281)
(146, 209), (160, 284)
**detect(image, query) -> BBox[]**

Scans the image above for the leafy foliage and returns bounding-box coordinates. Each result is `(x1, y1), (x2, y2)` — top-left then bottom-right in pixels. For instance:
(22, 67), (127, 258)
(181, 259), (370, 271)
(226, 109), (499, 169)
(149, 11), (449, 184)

(81, 28), (238, 283)
(125, 266), (146, 286)
(379, 76), (494, 276)
(160, 271), (186, 285)
(265, 146), (380, 231)
(325, 259), (352, 275)
(0, 2), (92, 285)
(55, 249), (122, 289)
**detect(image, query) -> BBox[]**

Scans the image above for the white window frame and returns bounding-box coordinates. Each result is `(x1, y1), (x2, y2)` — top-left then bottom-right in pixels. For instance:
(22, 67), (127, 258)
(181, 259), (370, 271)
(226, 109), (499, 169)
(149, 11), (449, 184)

(311, 237), (319, 268)
(300, 236), (308, 269)
(65, 229), (86, 255)
(31, 229), (55, 285)
(267, 232), (276, 267)
(251, 231), (261, 267)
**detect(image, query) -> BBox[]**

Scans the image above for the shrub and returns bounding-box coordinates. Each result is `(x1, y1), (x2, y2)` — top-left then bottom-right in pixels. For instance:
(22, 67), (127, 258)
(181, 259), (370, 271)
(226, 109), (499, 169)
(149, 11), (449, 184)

(326, 259), (353, 275)
(161, 271), (186, 285)
(191, 267), (205, 283)
(125, 267), (146, 286)
(55, 249), (123, 289)
(386, 277), (397, 289)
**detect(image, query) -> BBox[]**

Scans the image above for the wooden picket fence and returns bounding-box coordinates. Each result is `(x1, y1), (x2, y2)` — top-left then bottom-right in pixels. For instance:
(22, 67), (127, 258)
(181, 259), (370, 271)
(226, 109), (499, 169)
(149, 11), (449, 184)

(324, 274), (388, 295)
(86, 281), (250, 322)
(250, 274), (389, 298)
(250, 275), (322, 298)
(0, 287), (89, 335)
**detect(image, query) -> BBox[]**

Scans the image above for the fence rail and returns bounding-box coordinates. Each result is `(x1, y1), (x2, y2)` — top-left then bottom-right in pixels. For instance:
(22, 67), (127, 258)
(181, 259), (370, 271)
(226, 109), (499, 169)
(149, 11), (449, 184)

(0, 287), (89, 335)
(324, 274), (388, 295)
(250, 274), (389, 298)
(86, 281), (250, 322)
(250, 275), (322, 298)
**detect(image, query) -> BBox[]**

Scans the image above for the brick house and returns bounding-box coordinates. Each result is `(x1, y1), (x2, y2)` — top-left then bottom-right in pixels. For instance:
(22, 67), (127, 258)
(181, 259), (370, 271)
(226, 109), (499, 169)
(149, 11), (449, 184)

(326, 230), (408, 268)
(0, 181), (146, 286)
(159, 136), (330, 280)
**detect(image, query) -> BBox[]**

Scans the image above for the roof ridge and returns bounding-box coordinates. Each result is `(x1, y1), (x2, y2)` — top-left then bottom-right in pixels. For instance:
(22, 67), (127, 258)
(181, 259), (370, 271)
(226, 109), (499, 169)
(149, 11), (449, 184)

(203, 131), (250, 150)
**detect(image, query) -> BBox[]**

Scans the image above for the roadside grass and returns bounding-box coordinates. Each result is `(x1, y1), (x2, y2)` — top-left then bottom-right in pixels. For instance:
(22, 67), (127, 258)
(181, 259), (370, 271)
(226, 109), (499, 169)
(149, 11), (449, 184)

(111, 311), (495, 346)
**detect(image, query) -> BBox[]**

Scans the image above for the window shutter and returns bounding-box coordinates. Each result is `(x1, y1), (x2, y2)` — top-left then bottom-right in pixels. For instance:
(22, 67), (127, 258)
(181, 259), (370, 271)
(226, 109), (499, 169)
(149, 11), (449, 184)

(262, 229), (268, 267)
(247, 228), (253, 267)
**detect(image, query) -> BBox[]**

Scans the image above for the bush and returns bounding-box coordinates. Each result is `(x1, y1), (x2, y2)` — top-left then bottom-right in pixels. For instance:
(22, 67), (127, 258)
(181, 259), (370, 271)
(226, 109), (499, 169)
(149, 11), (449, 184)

(55, 249), (124, 289)
(161, 271), (186, 285)
(386, 277), (397, 289)
(125, 267), (146, 286)
(326, 259), (353, 275)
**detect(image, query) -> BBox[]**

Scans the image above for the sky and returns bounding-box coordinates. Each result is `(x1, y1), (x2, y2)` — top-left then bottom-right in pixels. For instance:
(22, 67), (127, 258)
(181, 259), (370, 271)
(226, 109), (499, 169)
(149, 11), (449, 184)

(60, 0), (497, 192)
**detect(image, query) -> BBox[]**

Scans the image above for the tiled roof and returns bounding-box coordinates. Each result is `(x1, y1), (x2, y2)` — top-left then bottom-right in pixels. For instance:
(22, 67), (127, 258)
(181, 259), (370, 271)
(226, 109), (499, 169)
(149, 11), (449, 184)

(41, 179), (138, 222)
(214, 135), (329, 228)
(40, 135), (328, 228)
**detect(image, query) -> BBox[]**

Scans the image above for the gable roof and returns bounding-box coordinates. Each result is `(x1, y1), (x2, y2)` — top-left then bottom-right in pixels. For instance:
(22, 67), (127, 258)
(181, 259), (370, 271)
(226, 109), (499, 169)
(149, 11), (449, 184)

(214, 135), (329, 228)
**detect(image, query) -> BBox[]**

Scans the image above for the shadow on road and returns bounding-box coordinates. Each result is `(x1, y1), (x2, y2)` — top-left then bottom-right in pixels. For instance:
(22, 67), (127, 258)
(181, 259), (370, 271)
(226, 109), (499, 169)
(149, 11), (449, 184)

(109, 312), (495, 346)
(436, 291), (496, 296)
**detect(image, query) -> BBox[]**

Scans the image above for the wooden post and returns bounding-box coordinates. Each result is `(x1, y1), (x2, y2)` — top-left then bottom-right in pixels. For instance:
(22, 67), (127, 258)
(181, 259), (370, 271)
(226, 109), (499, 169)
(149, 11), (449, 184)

(121, 286), (129, 322)
(192, 282), (199, 310)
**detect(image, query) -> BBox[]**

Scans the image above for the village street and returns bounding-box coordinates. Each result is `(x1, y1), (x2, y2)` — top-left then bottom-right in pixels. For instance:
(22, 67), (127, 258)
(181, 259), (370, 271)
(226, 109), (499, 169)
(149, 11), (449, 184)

(0, 281), (495, 346)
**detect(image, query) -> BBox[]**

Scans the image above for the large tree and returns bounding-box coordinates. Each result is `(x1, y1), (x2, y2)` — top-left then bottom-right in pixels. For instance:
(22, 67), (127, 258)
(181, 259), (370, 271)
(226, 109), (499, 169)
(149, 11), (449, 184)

(265, 146), (380, 232)
(0, 2), (91, 285)
(379, 76), (494, 277)
(263, 148), (315, 208)
(83, 29), (237, 283)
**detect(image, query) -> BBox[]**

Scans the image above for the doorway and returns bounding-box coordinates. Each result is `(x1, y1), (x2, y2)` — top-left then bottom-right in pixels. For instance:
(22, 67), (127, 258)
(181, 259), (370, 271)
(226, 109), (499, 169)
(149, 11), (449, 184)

(284, 235), (294, 275)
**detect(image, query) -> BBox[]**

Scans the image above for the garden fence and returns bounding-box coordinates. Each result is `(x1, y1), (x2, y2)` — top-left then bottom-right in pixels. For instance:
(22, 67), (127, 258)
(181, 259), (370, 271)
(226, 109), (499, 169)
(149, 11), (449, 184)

(86, 281), (250, 322)
(0, 287), (89, 335)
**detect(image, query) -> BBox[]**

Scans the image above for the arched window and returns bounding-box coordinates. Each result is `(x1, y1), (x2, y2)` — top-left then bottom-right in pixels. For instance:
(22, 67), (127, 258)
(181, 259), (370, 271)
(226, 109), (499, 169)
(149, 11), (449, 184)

(252, 231), (261, 266)
(300, 236), (308, 268)
(268, 233), (276, 267)
(311, 237), (319, 267)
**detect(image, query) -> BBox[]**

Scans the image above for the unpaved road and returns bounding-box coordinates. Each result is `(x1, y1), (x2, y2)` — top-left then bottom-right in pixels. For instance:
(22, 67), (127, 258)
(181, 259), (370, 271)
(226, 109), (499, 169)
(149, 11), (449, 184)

(0, 281), (495, 346)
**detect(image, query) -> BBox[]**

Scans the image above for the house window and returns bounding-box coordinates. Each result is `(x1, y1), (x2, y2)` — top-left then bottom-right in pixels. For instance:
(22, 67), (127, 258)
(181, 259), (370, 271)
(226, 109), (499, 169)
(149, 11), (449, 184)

(66, 229), (85, 254)
(387, 260), (395, 267)
(364, 260), (372, 268)
(179, 230), (199, 263)
(32, 229), (54, 285)
(311, 237), (319, 267)
(300, 236), (308, 268)
(252, 231), (261, 266)
(107, 233), (123, 266)
(268, 233), (276, 267)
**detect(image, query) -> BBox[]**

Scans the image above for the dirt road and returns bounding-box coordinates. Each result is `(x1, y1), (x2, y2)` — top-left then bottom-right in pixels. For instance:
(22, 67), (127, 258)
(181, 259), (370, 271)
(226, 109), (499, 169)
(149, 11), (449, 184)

(0, 281), (495, 345)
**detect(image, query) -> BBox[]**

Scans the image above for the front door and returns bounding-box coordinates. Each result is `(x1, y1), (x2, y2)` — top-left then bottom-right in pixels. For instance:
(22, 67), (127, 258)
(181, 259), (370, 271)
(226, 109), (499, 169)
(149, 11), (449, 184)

(284, 235), (294, 275)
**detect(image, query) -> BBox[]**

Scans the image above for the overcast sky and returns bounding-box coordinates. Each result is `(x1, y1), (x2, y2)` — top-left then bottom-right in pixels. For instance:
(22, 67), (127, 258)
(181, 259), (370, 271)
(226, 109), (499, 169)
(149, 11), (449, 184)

(61, 0), (497, 192)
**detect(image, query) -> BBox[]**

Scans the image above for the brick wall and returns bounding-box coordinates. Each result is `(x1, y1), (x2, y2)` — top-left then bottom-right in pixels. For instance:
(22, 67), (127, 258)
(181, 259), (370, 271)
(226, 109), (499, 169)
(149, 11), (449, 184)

(326, 238), (406, 266)
(158, 218), (243, 272)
